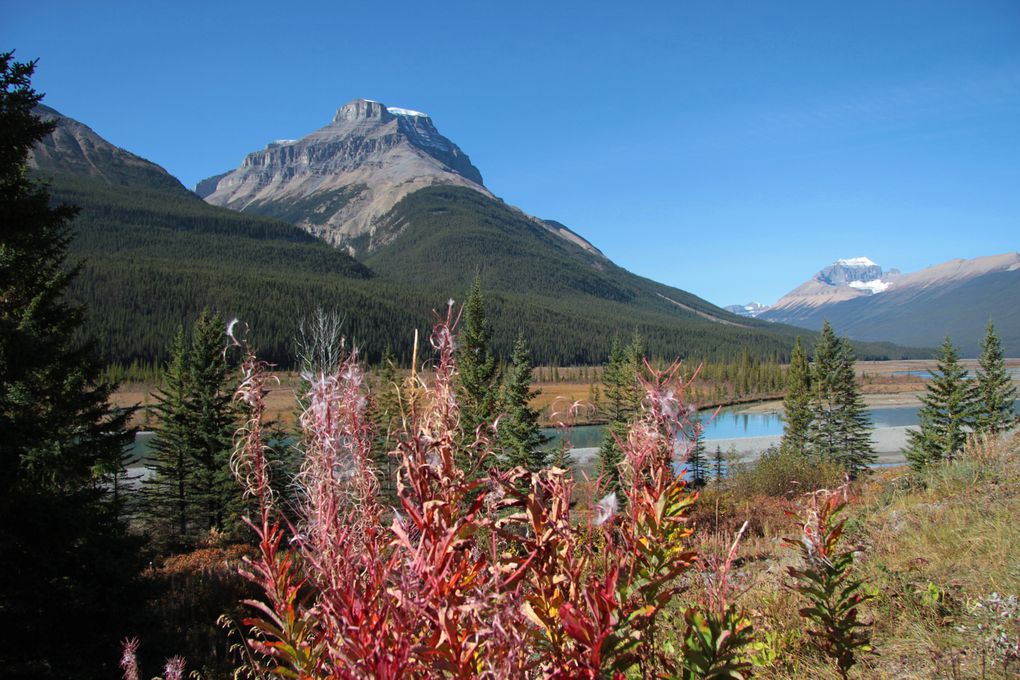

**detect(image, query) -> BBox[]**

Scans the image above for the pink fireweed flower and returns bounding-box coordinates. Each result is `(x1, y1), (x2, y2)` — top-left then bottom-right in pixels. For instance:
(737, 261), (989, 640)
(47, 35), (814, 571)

(119, 638), (140, 680)
(164, 656), (186, 680)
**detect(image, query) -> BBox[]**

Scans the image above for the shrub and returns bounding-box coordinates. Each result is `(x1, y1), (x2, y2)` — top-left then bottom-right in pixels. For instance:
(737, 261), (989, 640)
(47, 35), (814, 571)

(731, 446), (845, 499)
(224, 305), (758, 678)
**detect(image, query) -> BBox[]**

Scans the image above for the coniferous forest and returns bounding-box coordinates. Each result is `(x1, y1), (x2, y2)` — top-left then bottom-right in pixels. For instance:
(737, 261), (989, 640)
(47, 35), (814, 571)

(41, 165), (926, 370)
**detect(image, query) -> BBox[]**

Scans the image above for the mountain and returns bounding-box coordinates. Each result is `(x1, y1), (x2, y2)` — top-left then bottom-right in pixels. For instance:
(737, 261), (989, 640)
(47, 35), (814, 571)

(761, 253), (1020, 355)
(28, 104), (926, 367)
(764, 257), (900, 313)
(724, 302), (770, 318)
(26, 105), (408, 365)
(199, 99), (599, 257)
(198, 99), (835, 358)
(29, 104), (191, 195)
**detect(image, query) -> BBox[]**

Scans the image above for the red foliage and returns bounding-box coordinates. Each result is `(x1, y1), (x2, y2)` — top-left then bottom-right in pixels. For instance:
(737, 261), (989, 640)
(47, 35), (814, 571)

(229, 305), (747, 678)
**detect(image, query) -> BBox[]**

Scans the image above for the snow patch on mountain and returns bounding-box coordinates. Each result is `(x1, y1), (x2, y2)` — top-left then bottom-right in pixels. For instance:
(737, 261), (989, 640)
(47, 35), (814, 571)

(848, 279), (891, 294)
(837, 257), (877, 267)
(724, 302), (770, 318)
(387, 107), (428, 118)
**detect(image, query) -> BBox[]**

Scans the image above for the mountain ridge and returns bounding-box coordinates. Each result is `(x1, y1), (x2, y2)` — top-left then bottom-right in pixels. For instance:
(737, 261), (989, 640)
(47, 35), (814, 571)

(29, 104), (930, 365)
(761, 253), (1020, 355)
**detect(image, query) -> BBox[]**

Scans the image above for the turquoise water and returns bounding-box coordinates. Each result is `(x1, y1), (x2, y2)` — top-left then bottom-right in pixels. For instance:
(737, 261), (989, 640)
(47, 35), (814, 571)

(540, 399), (1020, 450)
(892, 368), (1020, 380)
(127, 399), (1019, 462)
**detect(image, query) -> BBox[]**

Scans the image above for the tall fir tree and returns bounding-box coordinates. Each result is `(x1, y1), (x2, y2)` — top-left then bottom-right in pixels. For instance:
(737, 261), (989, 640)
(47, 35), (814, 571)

(831, 338), (875, 476)
(457, 275), (500, 439)
(780, 336), (812, 455)
(598, 334), (644, 491)
(908, 337), (973, 468)
(686, 411), (708, 487)
(808, 322), (875, 476)
(497, 335), (550, 472)
(186, 309), (240, 535)
(906, 336), (976, 470)
(144, 326), (194, 544)
(808, 322), (843, 461)
(0, 53), (142, 678)
(712, 445), (726, 484)
(973, 320), (1018, 436)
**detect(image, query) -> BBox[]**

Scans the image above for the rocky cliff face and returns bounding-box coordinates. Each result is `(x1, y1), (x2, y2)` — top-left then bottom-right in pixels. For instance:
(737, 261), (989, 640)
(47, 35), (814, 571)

(817, 258), (883, 286)
(199, 99), (490, 251)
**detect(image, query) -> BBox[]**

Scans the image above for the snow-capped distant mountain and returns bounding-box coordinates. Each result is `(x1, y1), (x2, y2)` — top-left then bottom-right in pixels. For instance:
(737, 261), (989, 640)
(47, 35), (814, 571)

(760, 253), (1020, 355)
(724, 302), (770, 318)
(763, 257), (899, 315)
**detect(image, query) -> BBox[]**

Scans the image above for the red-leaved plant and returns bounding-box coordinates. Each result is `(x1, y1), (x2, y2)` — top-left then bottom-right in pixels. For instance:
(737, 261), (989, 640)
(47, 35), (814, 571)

(227, 304), (757, 678)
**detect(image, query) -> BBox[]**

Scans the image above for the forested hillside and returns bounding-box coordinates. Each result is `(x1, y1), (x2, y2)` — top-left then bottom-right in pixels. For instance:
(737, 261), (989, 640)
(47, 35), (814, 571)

(28, 102), (930, 368)
(43, 172), (928, 367)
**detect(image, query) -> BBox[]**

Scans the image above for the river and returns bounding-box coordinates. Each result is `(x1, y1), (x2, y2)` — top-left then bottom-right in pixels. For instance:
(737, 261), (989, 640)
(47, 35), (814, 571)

(126, 399), (1019, 471)
(539, 399), (1020, 453)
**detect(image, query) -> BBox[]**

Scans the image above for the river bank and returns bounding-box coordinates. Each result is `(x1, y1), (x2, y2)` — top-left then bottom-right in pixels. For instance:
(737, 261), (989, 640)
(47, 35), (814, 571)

(730, 390), (924, 414)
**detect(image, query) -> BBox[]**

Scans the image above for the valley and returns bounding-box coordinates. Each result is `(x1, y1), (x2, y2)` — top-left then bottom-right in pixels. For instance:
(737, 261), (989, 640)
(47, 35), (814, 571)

(4, 12), (1019, 675)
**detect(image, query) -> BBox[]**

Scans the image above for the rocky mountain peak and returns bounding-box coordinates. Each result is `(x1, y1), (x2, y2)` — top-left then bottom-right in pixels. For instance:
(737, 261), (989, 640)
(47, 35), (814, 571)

(818, 257), (884, 286)
(198, 99), (489, 250)
(333, 99), (394, 123)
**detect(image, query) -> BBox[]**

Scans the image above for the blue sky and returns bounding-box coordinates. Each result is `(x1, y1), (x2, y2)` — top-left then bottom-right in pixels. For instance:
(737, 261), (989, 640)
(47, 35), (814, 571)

(6, 0), (1019, 306)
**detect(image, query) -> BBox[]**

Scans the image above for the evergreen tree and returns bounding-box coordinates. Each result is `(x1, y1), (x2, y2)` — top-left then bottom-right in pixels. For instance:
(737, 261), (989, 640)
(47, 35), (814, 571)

(457, 275), (500, 438)
(686, 411), (708, 487)
(712, 445), (726, 484)
(809, 322), (842, 461)
(906, 336), (976, 470)
(144, 326), (193, 544)
(598, 334), (644, 490)
(497, 335), (550, 472)
(973, 320), (1018, 436)
(0, 53), (142, 678)
(832, 339), (875, 476)
(186, 309), (239, 535)
(808, 322), (875, 476)
(144, 312), (240, 541)
(780, 336), (812, 455)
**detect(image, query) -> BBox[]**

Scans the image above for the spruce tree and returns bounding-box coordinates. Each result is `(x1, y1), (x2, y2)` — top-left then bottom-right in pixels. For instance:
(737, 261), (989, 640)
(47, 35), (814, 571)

(0, 53), (142, 677)
(457, 275), (500, 439)
(808, 322), (843, 461)
(973, 320), (1018, 436)
(686, 411), (708, 487)
(906, 336), (976, 469)
(186, 309), (239, 535)
(598, 335), (644, 490)
(780, 336), (812, 455)
(498, 335), (550, 472)
(808, 322), (874, 476)
(144, 326), (193, 544)
(712, 445), (726, 484)
(832, 338), (875, 476)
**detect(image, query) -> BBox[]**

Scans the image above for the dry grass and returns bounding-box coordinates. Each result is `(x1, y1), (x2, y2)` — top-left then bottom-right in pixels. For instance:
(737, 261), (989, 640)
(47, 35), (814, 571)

(112, 373), (306, 429)
(688, 433), (1020, 679)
